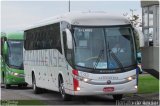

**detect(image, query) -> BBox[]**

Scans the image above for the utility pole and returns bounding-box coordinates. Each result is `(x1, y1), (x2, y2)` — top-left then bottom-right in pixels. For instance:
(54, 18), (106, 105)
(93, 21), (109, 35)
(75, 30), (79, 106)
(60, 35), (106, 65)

(69, 0), (70, 12)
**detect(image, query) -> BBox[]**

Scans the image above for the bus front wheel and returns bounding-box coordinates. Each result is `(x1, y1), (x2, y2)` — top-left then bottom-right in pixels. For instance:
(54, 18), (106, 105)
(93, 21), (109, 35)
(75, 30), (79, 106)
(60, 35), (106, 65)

(4, 75), (10, 89)
(59, 77), (72, 101)
(112, 94), (123, 100)
(4, 83), (10, 89)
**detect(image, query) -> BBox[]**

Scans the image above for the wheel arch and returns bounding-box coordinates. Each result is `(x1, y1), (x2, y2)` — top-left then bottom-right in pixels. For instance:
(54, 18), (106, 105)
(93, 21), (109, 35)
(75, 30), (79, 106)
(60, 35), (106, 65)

(58, 73), (63, 87)
(31, 70), (35, 83)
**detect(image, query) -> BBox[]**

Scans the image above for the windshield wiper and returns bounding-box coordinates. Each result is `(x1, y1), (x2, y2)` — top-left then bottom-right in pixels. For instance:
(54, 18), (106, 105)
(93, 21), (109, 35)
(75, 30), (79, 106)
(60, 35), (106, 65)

(93, 49), (104, 70)
(107, 43), (125, 71)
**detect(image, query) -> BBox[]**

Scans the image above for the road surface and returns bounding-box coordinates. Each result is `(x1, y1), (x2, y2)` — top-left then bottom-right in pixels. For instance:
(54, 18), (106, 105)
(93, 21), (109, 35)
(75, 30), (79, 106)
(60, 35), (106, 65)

(1, 84), (159, 105)
(1, 84), (116, 105)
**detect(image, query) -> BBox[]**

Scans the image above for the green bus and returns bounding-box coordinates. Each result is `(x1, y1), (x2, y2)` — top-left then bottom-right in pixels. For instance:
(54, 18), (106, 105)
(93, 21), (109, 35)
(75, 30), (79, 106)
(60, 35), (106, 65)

(1, 32), (27, 89)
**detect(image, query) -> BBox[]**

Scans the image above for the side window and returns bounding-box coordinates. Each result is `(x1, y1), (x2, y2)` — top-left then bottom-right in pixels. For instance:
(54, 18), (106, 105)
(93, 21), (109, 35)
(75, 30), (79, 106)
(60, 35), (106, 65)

(63, 31), (67, 55)
(24, 31), (29, 50)
(53, 23), (62, 53)
(24, 32), (27, 50)
(24, 23), (62, 52)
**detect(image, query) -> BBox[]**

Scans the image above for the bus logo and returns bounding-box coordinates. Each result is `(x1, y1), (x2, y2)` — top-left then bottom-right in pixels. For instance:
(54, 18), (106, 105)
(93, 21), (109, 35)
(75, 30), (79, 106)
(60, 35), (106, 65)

(107, 80), (111, 84)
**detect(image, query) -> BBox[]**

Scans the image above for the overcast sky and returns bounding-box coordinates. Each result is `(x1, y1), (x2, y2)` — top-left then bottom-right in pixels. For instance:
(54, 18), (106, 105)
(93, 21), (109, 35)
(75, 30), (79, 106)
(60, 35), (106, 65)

(1, 0), (142, 33)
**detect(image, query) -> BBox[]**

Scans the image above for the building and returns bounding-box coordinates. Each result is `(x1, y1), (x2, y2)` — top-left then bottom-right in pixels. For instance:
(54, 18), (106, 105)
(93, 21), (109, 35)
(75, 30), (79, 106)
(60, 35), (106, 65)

(141, 0), (159, 78)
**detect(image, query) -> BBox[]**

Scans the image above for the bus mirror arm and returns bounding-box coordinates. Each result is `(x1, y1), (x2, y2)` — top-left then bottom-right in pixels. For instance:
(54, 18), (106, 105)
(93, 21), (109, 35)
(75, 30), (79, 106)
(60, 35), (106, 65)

(65, 29), (73, 49)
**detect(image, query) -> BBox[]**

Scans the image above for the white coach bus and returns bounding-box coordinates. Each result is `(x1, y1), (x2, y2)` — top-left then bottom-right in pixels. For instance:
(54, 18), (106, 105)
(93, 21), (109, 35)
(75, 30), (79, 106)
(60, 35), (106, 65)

(24, 12), (139, 101)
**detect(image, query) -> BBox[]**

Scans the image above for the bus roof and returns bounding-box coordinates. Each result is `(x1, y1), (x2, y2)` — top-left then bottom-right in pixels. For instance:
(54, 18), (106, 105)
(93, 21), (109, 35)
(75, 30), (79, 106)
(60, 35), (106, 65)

(25, 12), (131, 30)
(7, 32), (24, 40)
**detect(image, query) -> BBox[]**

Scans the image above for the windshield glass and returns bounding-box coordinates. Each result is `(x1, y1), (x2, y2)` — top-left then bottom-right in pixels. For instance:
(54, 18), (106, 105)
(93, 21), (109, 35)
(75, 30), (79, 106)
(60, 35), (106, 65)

(73, 26), (136, 69)
(8, 41), (23, 68)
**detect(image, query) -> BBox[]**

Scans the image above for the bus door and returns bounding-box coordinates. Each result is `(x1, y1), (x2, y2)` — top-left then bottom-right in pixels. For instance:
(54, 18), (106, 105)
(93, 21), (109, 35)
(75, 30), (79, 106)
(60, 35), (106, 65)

(62, 31), (73, 91)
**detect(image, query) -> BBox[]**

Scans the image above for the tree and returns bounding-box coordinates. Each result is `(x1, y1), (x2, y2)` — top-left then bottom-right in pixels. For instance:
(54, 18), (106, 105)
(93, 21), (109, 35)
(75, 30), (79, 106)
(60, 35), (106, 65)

(123, 9), (142, 51)
(123, 9), (142, 27)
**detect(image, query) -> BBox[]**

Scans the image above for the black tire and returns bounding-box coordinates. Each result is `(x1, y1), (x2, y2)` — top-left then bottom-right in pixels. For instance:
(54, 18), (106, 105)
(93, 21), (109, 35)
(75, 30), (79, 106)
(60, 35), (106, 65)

(113, 94), (123, 100)
(2, 72), (4, 84)
(59, 77), (72, 101)
(4, 75), (10, 89)
(18, 84), (22, 88)
(32, 74), (42, 94)
(23, 83), (28, 87)
(4, 83), (10, 89)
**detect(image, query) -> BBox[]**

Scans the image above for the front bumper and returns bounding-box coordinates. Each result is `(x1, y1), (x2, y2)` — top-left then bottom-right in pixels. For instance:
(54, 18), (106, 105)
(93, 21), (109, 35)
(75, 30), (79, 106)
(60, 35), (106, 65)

(73, 79), (137, 96)
(6, 74), (26, 85)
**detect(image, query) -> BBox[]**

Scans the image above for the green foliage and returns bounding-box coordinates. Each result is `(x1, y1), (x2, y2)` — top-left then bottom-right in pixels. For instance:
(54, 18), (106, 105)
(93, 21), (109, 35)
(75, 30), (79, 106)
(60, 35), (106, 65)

(1, 100), (45, 105)
(138, 75), (159, 93)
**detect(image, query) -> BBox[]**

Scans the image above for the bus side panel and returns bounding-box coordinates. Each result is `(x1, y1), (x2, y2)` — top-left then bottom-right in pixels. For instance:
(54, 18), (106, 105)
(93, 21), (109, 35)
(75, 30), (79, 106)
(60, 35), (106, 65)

(60, 21), (75, 95)
(24, 49), (64, 92)
(24, 50), (33, 85)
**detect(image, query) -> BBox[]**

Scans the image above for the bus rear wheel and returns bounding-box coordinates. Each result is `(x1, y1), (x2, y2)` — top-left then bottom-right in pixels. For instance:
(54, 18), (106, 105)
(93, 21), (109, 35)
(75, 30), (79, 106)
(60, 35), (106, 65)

(112, 94), (123, 100)
(59, 77), (72, 101)
(32, 74), (42, 94)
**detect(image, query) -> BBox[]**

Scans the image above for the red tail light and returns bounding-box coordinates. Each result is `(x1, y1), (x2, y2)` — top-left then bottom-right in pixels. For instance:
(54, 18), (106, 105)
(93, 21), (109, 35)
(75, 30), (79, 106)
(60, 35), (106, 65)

(72, 69), (79, 91)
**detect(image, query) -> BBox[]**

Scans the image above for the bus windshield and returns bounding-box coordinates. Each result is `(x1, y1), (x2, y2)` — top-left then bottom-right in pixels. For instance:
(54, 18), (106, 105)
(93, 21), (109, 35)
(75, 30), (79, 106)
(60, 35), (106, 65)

(73, 25), (136, 70)
(8, 41), (23, 69)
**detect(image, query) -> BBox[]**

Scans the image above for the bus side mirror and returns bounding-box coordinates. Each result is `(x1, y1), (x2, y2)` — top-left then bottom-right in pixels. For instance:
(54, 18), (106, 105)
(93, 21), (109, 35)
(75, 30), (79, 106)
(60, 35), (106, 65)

(65, 29), (73, 49)
(134, 28), (144, 47)
(1, 36), (7, 56)
(3, 42), (8, 55)
(3, 41), (8, 61)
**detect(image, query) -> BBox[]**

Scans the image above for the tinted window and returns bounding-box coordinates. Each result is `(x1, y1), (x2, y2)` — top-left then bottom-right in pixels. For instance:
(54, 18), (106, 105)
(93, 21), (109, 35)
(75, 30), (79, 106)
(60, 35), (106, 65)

(24, 23), (62, 53)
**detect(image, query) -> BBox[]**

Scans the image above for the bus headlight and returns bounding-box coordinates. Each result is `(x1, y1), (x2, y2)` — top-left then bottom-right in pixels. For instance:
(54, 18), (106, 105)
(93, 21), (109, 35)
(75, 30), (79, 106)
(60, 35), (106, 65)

(72, 74), (91, 83)
(126, 75), (136, 81)
(83, 78), (89, 82)
(14, 73), (19, 76)
(127, 77), (133, 81)
(8, 71), (19, 76)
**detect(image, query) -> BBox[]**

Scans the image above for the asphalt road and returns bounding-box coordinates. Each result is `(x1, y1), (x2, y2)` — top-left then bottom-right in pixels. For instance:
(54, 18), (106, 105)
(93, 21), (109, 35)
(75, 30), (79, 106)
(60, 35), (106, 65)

(1, 84), (117, 105)
(1, 84), (159, 105)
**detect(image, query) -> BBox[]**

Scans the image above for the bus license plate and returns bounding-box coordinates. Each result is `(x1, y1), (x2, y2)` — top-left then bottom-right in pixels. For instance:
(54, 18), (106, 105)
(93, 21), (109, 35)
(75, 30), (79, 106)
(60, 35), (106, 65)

(103, 87), (114, 92)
